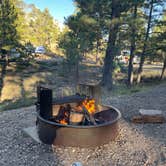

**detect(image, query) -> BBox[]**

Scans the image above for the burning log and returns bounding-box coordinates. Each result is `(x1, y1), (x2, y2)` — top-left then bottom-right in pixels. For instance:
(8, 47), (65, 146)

(51, 96), (98, 125)
(52, 102), (97, 125)
(54, 104), (71, 125)
(70, 110), (84, 125)
(82, 106), (97, 125)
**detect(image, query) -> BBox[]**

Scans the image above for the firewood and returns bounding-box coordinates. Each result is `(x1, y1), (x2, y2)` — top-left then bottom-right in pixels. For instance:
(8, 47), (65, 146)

(132, 115), (165, 123)
(55, 104), (71, 124)
(82, 106), (97, 125)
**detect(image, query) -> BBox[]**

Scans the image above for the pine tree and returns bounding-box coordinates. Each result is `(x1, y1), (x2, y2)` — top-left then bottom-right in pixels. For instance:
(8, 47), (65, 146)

(12, 0), (29, 44)
(0, 0), (19, 51)
(74, 0), (133, 89)
(153, 11), (166, 80)
(127, 0), (145, 86)
(27, 5), (60, 52)
(0, 0), (19, 100)
(136, 0), (165, 83)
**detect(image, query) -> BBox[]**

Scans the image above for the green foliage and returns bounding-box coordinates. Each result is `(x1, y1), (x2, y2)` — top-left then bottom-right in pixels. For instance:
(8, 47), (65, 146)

(113, 61), (127, 74)
(17, 43), (35, 63)
(59, 31), (82, 70)
(146, 10), (166, 62)
(8, 2), (61, 52)
(59, 12), (102, 70)
(1, 0), (166, 88)
(66, 13), (98, 53)
(27, 6), (60, 52)
(12, 0), (28, 44)
(0, 0), (19, 51)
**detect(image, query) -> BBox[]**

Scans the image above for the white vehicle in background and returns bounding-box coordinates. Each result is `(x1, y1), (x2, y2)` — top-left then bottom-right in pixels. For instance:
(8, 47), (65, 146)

(35, 46), (46, 54)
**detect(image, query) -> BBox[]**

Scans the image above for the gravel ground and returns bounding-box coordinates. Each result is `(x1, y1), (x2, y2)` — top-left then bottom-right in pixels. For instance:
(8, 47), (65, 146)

(0, 84), (166, 166)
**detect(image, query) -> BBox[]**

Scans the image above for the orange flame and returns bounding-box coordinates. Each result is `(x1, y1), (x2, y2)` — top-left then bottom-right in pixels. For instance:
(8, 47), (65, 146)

(82, 99), (96, 114)
(59, 119), (68, 125)
(59, 99), (96, 124)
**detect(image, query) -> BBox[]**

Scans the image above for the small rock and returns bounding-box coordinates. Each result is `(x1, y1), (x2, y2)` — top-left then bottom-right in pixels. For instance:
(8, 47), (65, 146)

(72, 162), (82, 166)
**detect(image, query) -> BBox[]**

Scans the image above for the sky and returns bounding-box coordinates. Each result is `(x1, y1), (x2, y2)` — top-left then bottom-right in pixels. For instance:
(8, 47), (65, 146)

(24, 0), (76, 24)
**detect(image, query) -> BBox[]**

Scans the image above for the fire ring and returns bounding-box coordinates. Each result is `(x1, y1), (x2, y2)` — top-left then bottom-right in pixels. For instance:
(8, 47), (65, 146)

(36, 87), (121, 147)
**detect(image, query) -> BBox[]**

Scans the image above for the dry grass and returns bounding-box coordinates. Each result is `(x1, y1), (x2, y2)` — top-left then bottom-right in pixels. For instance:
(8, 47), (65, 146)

(0, 60), (62, 110)
(1, 76), (22, 102)
(0, 60), (165, 111)
(23, 74), (45, 98)
(142, 70), (163, 79)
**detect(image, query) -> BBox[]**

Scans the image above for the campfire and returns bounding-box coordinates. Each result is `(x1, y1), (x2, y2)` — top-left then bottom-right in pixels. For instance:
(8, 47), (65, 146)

(36, 85), (121, 147)
(51, 97), (98, 126)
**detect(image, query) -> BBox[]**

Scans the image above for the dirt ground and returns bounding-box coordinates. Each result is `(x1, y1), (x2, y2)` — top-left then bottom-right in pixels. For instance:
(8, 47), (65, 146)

(0, 84), (166, 166)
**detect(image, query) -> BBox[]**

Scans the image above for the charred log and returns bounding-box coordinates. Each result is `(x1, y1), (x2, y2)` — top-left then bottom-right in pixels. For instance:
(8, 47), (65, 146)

(82, 106), (97, 125)
(55, 104), (71, 124)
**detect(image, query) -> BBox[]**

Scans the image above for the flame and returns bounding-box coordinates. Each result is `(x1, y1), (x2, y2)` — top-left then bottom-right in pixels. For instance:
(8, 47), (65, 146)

(58, 99), (96, 125)
(82, 99), (96, 114)
(59, 112), (69, 125)
(58, 106), (70, 125)
(59, 119), (68, 125)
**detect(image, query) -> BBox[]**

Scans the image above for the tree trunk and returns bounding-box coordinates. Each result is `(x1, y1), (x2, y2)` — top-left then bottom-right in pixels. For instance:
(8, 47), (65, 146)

(101, 0), (120, 89)
(160, 56), (166, 80)
(75, 61), (79, 85)
(127, 4), (137, 86)
(0, 61), (7, 101)
(137, 0), (154, 83)
(96, 40), (100, 64)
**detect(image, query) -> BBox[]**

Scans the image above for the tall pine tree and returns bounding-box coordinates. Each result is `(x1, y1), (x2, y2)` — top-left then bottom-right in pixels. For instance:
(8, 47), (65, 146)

(136, 0), (165, 83)
(0, 0), (19, 101)
(74, 0), (133, 89)
(0, 0), (19, 52)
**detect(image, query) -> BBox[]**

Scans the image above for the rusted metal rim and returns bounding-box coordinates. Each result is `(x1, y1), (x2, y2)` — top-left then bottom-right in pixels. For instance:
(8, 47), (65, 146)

(37, 105), (121, 128)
